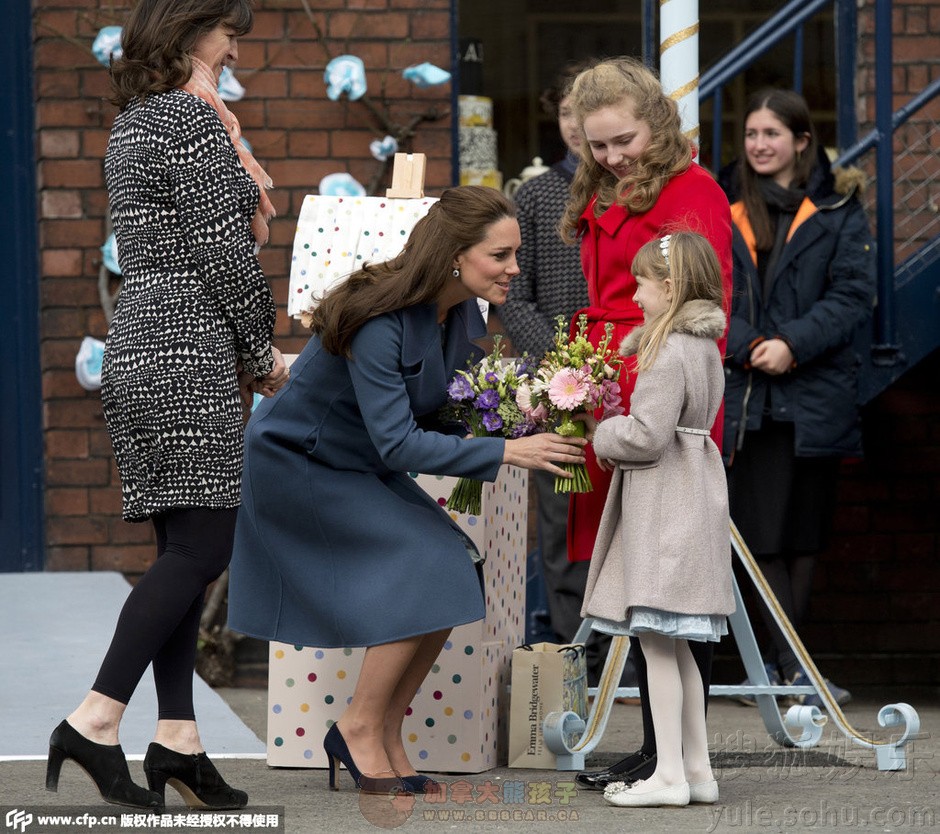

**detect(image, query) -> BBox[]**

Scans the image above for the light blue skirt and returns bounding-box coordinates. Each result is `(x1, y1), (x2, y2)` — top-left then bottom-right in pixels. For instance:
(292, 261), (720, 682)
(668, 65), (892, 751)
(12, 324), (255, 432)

(593, 606), (728, 643)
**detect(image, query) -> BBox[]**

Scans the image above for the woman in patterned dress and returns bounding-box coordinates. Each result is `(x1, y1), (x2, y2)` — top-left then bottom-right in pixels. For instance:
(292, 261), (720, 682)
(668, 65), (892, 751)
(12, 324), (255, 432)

(46, 0), (287, 811)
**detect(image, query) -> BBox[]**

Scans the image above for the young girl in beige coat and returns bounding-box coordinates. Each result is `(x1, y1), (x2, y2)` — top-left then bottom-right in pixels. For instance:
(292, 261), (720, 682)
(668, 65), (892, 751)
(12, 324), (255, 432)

(578, 231), (734, 808)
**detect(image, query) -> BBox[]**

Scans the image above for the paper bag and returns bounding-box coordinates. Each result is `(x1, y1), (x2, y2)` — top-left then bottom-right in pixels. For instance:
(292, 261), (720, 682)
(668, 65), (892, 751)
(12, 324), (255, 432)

(507, 642), (587, 768)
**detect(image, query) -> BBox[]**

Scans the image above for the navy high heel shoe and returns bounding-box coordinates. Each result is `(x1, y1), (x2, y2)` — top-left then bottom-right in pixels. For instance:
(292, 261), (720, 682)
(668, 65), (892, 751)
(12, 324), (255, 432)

(322, 723), (408, 795)
(46, 720), (162, 809)
(144, 742), (247, 809)
(400, 774), (442, 794)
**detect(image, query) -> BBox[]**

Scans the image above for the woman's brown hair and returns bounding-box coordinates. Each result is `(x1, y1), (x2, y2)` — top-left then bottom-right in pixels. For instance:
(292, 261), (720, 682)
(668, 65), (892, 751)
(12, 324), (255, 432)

(310, 186), (517, 358)
(737, 89), (817, 251)
(110, 0), (253, 109)
(561, 57), (693, 243)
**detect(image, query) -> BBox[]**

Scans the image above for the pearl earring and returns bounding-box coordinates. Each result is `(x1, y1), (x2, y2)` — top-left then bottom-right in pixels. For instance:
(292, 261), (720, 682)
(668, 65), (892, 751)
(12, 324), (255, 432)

(453, 268), (460, 279)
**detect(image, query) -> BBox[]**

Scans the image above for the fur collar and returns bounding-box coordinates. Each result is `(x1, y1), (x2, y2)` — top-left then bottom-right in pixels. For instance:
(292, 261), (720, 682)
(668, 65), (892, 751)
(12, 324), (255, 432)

(619, 299), (725, 357)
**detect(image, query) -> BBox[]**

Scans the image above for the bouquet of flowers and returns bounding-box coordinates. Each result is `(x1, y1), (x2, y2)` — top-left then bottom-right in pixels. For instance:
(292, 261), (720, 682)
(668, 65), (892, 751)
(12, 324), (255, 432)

(440, 336), (545, 515)
(528, 314), (624, 493)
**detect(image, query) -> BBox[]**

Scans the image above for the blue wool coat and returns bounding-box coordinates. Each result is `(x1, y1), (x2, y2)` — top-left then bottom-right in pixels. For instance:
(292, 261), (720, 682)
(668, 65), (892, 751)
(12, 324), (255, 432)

(722, 161), (876, 461)
(227, 299), (505, 648)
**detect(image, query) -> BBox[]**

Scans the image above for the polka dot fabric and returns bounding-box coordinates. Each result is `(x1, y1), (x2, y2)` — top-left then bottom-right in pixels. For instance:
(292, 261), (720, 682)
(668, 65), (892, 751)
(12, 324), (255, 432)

(266, 467), (528, 772)
(287, 195), (437, 318)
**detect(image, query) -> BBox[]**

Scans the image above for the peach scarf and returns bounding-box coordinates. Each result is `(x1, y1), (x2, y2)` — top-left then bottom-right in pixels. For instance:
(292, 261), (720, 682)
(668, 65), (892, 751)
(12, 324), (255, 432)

(181, 56), (275, 245)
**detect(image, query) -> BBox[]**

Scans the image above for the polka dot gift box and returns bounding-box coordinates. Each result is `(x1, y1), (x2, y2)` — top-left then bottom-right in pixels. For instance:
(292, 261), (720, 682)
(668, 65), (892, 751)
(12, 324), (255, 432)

(266, 465), (527, 773)
(287, 194), (438, 318)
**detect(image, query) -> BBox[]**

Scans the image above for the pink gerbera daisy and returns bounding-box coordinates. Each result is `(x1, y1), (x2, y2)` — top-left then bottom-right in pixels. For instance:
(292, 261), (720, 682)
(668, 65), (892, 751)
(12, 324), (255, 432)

(548, 368), (588, 410)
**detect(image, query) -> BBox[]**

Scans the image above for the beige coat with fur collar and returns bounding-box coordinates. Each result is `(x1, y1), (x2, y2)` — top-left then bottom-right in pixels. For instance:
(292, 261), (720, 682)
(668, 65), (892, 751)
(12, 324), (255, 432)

(581, 299), (734, 623)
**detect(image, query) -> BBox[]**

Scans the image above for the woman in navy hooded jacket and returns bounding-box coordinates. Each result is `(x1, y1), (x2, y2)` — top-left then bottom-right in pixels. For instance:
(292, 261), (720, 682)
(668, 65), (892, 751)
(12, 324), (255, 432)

(722, 90), (875, 702)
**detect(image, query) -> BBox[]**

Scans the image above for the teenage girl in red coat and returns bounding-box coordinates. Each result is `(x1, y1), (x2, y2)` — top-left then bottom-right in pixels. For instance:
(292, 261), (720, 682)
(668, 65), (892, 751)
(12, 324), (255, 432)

(560, 57), (732, 792)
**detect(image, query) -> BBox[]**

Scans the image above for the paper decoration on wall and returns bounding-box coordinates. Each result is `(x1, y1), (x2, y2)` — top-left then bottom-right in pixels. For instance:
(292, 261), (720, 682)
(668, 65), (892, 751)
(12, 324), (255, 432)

(218, 66), (245, 102)
(369, 135), (398, 161)
(92, 26), (122, 65)
(402, 62), (451, 87)
(75, 336), (105, 391)
(101, 233), (121, 275)
(324, 55), (367, 101)
(318, 173), (367, 198)
(92, 26), (123, 66)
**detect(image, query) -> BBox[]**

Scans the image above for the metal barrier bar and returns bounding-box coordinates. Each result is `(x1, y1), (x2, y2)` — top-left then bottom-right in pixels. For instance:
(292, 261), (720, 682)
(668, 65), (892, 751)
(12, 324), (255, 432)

(542, 522), (921, 772)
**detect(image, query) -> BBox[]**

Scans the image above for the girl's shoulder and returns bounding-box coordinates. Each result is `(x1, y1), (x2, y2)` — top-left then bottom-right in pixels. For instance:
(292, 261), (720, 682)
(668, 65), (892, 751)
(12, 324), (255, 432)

(619, 300), (725, 357)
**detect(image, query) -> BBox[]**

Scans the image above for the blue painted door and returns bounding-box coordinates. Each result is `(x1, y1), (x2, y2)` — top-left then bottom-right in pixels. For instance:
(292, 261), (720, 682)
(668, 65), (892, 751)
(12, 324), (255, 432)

(0, 0), (45, 570)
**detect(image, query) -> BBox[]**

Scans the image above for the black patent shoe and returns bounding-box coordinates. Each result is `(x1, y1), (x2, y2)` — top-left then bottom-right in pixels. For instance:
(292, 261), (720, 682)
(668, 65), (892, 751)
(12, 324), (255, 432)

(46, 720), (163, 809)
(575, 750), (656, 791)
(144, 742), (248, 809)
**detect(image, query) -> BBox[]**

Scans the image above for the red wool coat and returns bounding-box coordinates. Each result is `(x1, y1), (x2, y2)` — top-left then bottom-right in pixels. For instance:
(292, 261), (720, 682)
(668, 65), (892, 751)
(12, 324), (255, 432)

(569, 162), (733, 562)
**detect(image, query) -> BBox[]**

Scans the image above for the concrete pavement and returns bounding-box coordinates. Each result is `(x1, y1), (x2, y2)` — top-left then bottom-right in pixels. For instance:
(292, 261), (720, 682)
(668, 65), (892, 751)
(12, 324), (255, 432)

(2, 688), (937, 833)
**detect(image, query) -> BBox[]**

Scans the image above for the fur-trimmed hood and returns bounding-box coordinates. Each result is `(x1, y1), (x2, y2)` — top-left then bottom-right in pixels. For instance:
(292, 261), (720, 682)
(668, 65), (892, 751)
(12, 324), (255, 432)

(619, 299), (726, 357)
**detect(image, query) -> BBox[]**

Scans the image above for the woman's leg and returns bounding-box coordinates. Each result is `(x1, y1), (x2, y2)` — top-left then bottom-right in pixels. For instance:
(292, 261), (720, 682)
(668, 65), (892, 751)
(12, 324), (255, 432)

(382, 628), (451, 776)
(70, 507), (236, 751)
(336, 636), (425, 778)
(676, 639), (713, 785)
(635, 632), (685, 790)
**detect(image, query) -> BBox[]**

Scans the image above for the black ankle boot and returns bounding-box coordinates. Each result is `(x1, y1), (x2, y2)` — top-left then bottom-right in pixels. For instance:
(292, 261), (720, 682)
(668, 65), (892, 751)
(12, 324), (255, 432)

(46, 720), (162, 809)
(143, 742), (247, 809)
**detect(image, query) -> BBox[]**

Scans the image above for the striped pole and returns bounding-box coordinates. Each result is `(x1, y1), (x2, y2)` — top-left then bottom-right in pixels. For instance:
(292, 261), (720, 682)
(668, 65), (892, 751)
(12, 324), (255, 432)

(659, 0), (700, 157)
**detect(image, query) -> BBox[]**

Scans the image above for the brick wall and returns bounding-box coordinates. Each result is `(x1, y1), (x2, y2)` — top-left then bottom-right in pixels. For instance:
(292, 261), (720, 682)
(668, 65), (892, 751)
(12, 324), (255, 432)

(34, 0), (453, 575)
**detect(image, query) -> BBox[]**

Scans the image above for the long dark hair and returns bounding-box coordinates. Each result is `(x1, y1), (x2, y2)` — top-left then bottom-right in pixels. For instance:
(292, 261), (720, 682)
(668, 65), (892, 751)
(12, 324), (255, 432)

(310, 186), (516, 358)
(110, 0), (253, 109)
(738, 89), (817, 250)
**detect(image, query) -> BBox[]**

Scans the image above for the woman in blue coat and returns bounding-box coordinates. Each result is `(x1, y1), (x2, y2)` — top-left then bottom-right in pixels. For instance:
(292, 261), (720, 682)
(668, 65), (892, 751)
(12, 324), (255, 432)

(228, 186), (586, 794)
(721, 90), (875, 704)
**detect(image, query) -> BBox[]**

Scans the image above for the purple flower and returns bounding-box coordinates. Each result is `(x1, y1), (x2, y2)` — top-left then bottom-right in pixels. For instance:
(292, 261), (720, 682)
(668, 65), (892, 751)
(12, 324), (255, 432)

(481, 410), (503, 432)
(510, 419), (538, 438)
(484, 371), (499, 385)
(448, 375), (474, 401)
(475, 389), (500, 410)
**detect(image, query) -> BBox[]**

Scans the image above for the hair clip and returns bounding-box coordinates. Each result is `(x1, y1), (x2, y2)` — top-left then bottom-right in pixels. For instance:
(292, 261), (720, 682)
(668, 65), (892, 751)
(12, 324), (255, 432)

(659, 234), (672, 268)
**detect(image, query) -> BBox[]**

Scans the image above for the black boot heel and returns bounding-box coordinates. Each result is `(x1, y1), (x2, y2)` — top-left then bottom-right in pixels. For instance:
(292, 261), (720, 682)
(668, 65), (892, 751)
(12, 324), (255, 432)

(45, 744), (65, 791)
(46, 720), (162, 808)
(144, 743), (247, 809)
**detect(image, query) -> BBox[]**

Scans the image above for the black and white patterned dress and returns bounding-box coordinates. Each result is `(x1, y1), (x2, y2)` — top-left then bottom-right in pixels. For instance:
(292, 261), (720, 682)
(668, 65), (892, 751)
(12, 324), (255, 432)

(102, 89), (276, 522)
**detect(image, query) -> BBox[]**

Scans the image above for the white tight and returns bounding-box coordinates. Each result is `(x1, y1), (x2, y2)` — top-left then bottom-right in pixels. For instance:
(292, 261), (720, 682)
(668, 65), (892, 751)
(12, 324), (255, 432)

(636, 631), (714, 788)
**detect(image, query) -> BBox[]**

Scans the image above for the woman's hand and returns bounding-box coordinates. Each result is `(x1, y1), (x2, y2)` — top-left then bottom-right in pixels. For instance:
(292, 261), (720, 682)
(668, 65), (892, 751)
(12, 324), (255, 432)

(503, 433), (587, 478)
(252, 347), (290, 397)
(750, 338), (794, 375)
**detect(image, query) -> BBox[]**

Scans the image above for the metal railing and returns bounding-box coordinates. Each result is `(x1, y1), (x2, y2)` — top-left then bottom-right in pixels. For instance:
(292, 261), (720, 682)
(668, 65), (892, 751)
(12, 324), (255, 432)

(654, 0), (938, 372)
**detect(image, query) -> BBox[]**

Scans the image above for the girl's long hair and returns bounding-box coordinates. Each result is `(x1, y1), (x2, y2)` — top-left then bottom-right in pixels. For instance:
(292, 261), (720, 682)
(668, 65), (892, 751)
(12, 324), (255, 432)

(561, 57), (693, 243)
(630, 231), (724, 372)
(310, 186), (516, 357)
(738, 89), (817, 250)
(110, 0), (253, 109)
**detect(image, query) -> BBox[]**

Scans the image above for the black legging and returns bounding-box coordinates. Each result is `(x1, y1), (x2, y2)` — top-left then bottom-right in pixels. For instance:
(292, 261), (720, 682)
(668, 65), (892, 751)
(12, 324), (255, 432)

(632, 638), (714, 756)
(92, 507), (237, 720)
